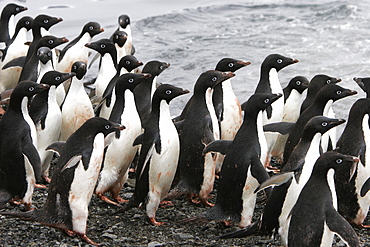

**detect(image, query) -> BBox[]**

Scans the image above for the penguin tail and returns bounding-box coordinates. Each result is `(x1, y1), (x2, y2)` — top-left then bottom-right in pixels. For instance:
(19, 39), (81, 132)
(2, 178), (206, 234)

(0, 190), (12, 209)
(178, 214), (209, 225)
(164, 187), (185, 201)
(0, 210), (36, 221)
(218, 220), (260, 239)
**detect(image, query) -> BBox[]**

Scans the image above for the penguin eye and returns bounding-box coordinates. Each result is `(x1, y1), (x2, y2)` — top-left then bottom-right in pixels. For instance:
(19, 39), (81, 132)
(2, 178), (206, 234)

(126, 61), (130, 65)
(228, 63), (234, 67)
(264, 98), (270, 103)
(336, 91), (342, 95)
(48, 40), (54, 44)
(100, 44), (106, 49)
(277, 59), (283, 64)
(336, 158), (343, 164)
(48, 52), (52, 56)
(212, 77), (217, 82)
(44, 19), (49, 24)
(73, 65), (77, 70)
(165, 90), (172, 95)
(322, 122), (328, 127)
(29, 86), (34, 92)
(55, 76), (61, 81)
(16, 7), (19, 11)
(25, 21), (30, 25)
(327, 80), (331, 84)
(126, 19), (129, 23)
(104, 125), (110, 130)
(89, 26), (93, 30)
(128, 78), (134, 83)
(160, 65), (164, 70)
(296, 81), (301, 86)
(115, 35), (119, 39)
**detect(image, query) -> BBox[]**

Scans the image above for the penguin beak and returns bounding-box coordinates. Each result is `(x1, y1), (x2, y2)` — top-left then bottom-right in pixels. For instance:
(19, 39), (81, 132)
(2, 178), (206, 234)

(99, 28), (105, 33)
(116, 124), (126, 131)
(343, 89), (358, 97)
(329, 118), (346, 128)
(164, 63), (170, 69)
(237, 61), (251, 67)
(270, 93), (283, 104)
(334, 78), (342, 83)
(349, 156), (359, 182)
(181, 89), (190, 95)
(38, 84), (50, 91)
(354, 77), (365, 89)
(292, 59), (299, 64)
(60, 37), (69, 44)
(137, 61), (144, 66)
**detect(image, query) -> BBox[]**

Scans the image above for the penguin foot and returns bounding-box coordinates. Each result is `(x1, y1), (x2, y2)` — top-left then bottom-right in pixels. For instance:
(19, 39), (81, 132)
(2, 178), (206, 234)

(201, 199), (214, 207)
(149, 217), (166, 226)
(9, 199), (22, 206)
(113, 196), (128, 203)
(159, 200), (174, 208)
(98, 194), (122, 207)
(24, 203), (35, 211)
(76, 233), (100, 246)
(35, 184), (48, 189)
(222, 220), (234, 227)
(359, 224), (370, 229)
(64, 229), (76, 237)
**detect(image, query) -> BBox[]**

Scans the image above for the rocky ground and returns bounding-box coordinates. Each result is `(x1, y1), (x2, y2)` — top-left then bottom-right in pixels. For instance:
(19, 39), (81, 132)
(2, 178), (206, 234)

(1, 175), (370, 247)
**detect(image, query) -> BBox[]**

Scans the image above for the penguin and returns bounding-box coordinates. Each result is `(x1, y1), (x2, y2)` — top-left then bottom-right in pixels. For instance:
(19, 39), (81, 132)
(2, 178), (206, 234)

(57, 22), (104, 73)
(29, 71), (76, 183)
(270, 76), (309, 161)
(133, 60), (170, 124)
(112, 30), (128, 62)
(0, 16), (33, 92)
(254, 54), (298, 167)
(182, 93), (282, 228)
(1, 117), (125, 246)
(19, 35), (69, 82)
(35, 47), (54, 83)
(283, 84), (357, 164)
(0, 81), (49, 210)
(114, 14), (134, 55)
(354, 77), (370, 98)
(286, 151), (360, 247)
(85, 39), (117, 98)
(60, 61), (93, 141)
(166, 70), (235, 206)
(97, 55), (143, 119)
(95, 73), (152, 205)
(0, 3), (27, 49)
(116, 84), (189, 225)
(334, 98), (370, 227)
(361, 177), (370, 197)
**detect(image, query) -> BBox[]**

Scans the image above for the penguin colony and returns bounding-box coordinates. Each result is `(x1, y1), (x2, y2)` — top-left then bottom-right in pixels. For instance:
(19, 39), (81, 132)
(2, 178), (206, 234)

(0, 3), (368, 247)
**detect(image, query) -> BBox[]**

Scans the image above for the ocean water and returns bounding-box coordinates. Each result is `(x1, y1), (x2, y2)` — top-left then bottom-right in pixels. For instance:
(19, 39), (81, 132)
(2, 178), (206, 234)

(1, 0), (369, 121)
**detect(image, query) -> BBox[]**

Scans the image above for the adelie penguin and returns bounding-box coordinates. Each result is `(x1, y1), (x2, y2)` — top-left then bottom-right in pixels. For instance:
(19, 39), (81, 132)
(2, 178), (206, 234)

(334, 98), (370, 228)
(29, 71), (76, 183)
(283, 84), (357, 165)
(114, 14), (134, 55)
(115, 84), (189, 225)
(0, 81), (49, 210)
(1, 117), (125, 246)
(254, 54), (298, 167)
(166, 70), (235, 206)
(286, 152), (360, 247)
(95, 73), (152, 205)
(57, 21), (104, 73)
(35, 47), (54, 83)
(60, 61), (94, 141)
(0, 3), (27, 49)
(182, 93), (282, 227)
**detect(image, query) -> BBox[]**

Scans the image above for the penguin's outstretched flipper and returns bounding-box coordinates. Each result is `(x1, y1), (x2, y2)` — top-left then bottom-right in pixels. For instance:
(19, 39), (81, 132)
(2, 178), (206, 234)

(2, 56), (26, 69)
(263, 122), (295, 135)
(202, 140), (233, 156)
(218, 220), (260, 239)
(254, 172), (294, 193)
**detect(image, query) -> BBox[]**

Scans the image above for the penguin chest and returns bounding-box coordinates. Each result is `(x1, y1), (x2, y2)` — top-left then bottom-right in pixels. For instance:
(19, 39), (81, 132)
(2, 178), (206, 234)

(206, 88), (220, 140)
(283, 89), (303, 122)
(21, 97), (37, 147)
(266, 68), (284, 123)
(95, 55), (116, 97)
(68, 133), (105, 233)
(3, 28), (28, 63)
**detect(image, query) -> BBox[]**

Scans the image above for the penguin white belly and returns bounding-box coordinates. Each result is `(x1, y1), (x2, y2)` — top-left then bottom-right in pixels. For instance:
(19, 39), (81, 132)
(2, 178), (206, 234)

(21, 97), (37, 146)
(8, 15), (15, 38)
(69, 133), (105, 234)
(239, 166), (260, 227)
(146, 102), (180, 218)
(257, 111), (268, 166)
(116, 43), (127, 62)
(57, 33), (91, 73)
(94, 55), (116, 97)
(96, 92), (141, 195)
(99, 92), (116, 119)
(327, 169), (337, 210)
(220, 80), (242, 140)
(22, 154), (36, 205)
(36, 61), (54, 83)
(320, 222), (335, 247)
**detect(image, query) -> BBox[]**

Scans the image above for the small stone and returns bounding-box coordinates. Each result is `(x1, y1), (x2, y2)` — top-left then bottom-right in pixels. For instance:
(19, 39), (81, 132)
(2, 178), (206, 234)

(147, 241), (165, 247)
(173, 233), (194, 241)
(101, 233), (118, 240)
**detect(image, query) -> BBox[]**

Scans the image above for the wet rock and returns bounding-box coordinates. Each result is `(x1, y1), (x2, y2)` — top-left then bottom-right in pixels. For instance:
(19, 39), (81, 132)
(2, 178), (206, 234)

(101, 233), (118, 240)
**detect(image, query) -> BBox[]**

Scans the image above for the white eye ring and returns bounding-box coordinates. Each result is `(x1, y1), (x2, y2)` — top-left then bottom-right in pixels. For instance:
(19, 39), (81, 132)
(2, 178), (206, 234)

(55, 76), (61, 81)
(165, 90), (172, 95)
(100, 44), (106, 48)
(264, 98), (269, 103)
(228, 63), (234, 67)
(160, 66), (164, 70)
(25, 21), (30, 25)
(115, 35), (119, 39)
(327, 80), (331, 84)
(296, 81), (301, 85)
(48, 40), (54, 44)
(29, 87), (34, 91)
(128, 78), (134, 83)
(104, 125), (110, 130)
(336, 91), (342, 95)
(277, 59), (283, 64)
(89, 26), (93, 30)
(212, 77), (217, 82)
(48, 52), (52, 56)
(44, 19), (49, 23)
(126, 61), (130, 64)
(16, 7), (19, 11)
(336, 158), (343, 164)
(322, 122), (328, 127)
(73, 66), (77, 70)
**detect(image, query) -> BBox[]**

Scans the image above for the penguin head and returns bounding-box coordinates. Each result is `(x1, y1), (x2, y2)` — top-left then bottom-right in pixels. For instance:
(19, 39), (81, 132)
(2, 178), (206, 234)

(112, 30), (128, 48)
(262, 54), (298, 72)
(33, 14), (63, 31)
(116, 73), (152, 92)
(316, 151), (358, 179)
(37, 47), (52, 64)
(83, 21), (104, 38)
(316, 84), (357, 103)
(142, 61), (170, 77)
(286, 76), (309, 94)
(85, 39), (115, 56)
(348, 98), (370, 119)
(153, 84), (190, 104)
(11, 81), (49, 100)
(303, 116), (345, 136)
(71, 61), (87, 80)
(16, 16), (33, 31)
(3, 3), (27, 17)
(81, 117), (125, 141)
(118, 14), (130, 29)
(242, 93), (282, 114)
(215, 58), (251, 73)
(36, 35), (68, 50)
(353, 77), (370, 96)
(39, 71), (76, 87)
(195, 70), (235, 92)
(118, 55), (143, 72)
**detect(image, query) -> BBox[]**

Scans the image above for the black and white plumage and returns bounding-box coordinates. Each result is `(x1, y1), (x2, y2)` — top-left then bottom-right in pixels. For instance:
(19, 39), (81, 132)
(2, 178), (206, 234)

(0, 3), (27, 49)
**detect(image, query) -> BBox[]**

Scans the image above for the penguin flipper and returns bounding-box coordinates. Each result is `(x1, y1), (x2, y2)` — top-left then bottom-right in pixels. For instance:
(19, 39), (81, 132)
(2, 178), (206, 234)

(22, 135), (42, 181)
(254, 172), (294, 193)
(174, 119), (184, 135)
(263, 122), (295, 135)
(218, 220), (260, 239)
(61, 155), (82, 172)
(202, 140), (233, 155)
(88, 53), (100, 69)
(361, 177), (370, 197)
(45, 141), (66, 156)
(2, 56), (26, 70)
(133, 134), (144, 146)
(326, 209), (360, 247)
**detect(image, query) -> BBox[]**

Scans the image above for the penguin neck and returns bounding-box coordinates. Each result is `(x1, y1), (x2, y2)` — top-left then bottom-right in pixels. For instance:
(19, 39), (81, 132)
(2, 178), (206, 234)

(20, 96), (30, 116)
(69, 77), (84, 94)
(206, 87), (220, 138)
(101, 52), (117, 71)
(323, 99), (333, 116)
(110, 88), (132, 124)
(8, 95), (28, 113)
(37, 62), (54, 83)
(268, 68), (283, 94)
(47, 85), (58, 105)
(8, 14), (15, 39)
(119, 67), (129, 75)
(241, 109), (260, 139)
(12, 27), (27, 45)
(40, 27), (50, 37)
(150, 76), (158, 100)
(300, 132), (322, 174)
(257, 67), (281, 94)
